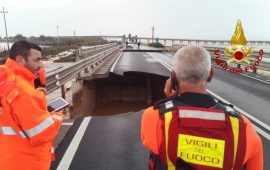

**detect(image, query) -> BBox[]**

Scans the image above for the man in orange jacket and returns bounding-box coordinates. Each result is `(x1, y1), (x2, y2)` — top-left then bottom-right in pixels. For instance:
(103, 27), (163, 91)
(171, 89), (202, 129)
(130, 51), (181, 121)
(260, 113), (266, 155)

(0, 41), (63, 170)
(34, 66), (47, 94)
(35, 66), (46, 88)
(141, 45), (263, 170)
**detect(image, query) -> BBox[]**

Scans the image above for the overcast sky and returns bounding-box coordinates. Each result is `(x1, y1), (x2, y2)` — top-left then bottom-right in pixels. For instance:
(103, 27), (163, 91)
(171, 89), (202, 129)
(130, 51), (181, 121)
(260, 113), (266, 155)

(0, 0), (269, 40)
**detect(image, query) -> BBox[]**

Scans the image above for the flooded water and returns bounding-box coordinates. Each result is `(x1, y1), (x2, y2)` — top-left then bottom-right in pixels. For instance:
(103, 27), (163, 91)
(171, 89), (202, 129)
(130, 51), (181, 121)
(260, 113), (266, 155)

(0, 42), (51, 51)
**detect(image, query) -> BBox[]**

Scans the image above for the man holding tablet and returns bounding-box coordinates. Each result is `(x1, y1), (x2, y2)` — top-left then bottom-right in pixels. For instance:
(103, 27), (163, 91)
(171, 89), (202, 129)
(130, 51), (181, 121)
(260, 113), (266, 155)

(0, 41), (64, 170)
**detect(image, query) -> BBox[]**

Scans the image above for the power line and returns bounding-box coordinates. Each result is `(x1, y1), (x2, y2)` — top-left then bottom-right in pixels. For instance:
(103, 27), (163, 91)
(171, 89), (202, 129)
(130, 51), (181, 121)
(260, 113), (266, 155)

(0, 7), (9, 51)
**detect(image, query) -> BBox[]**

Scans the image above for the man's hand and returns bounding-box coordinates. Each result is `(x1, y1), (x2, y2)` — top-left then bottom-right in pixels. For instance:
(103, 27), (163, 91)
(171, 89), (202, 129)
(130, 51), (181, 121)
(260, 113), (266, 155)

(37, 87), (47, 95)
(57, 109), (64, 113)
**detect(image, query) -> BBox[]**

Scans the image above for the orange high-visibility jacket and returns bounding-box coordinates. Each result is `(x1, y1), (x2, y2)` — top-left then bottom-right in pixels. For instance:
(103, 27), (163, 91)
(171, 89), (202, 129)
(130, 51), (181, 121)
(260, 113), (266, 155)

(0, 59), (63, 170)
(141, 95), (263, 170)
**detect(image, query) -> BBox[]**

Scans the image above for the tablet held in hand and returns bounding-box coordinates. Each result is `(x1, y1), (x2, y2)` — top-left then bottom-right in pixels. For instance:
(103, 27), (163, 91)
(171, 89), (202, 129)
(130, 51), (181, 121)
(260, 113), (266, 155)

(47, 97), (69, 112)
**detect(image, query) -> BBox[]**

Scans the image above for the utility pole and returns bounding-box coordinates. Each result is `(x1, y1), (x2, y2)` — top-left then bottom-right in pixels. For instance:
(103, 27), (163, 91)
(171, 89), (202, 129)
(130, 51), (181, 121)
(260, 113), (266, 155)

(152, 26), (155, 43)
(73, 30), (76, 46)
(0, 7), (9, 51)
(55, 25), (60, 47)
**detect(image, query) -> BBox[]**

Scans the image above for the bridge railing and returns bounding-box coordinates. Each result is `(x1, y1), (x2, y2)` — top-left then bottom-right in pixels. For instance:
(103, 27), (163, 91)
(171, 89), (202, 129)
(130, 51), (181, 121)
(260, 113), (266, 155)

(46, 43), (120, 94)
(205, 46), (270, 57)
(205, 47), (270, 73)
(78, 43), (117, 57)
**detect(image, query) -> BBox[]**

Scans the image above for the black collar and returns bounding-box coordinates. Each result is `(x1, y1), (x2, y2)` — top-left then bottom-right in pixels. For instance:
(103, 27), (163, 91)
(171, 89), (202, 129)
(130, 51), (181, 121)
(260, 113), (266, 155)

(179, 92), (217, 108)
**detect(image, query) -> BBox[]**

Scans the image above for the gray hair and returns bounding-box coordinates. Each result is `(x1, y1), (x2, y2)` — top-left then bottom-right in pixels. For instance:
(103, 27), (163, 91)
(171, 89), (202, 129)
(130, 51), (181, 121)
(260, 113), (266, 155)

(172, 45), (211, 84)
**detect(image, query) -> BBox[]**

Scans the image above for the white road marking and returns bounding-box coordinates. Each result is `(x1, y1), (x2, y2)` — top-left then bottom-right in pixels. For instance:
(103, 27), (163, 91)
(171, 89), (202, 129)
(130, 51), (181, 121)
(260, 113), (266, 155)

(254, 125), (270, 141)
(154, 54), (270, 140)
(212, 64), (270, 85)
(110, 52), (123, 72)
(147, 53), (172, 71)
(209, 82), (270, 136)
(57, 117), (92, 170)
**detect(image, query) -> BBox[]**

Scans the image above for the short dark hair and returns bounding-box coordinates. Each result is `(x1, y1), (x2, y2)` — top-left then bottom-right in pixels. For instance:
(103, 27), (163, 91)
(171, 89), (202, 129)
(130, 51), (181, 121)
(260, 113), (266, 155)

(9, 40), (42, 60)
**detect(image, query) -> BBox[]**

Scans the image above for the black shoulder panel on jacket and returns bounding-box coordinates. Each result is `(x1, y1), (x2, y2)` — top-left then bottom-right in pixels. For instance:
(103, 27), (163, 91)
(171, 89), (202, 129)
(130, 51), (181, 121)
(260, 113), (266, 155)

(154, 96), (186, 116)
(215, 100), (241, 118)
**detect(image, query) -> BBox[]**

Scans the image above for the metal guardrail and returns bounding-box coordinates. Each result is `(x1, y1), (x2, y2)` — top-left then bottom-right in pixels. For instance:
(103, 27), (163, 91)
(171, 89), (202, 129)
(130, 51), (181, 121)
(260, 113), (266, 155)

(161, 44), (270, 73)
(78, 43), (117, 56)
(205, 46), (270, 57)
(209, 52), (270, 72)
(46, 43), (120, 94)
(205, 47), (270, 73)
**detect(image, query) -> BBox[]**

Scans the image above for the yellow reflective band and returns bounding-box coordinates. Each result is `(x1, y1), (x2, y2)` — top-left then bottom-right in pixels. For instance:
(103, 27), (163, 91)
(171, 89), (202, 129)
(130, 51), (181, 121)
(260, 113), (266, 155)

(229, 116), (239, 168)
(164, 111), (175, 170)
(178, 134), (225, 168)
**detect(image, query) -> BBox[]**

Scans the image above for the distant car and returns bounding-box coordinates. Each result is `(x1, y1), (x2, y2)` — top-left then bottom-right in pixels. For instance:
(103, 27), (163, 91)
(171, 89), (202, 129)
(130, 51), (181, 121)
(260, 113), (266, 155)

(126, 44), (133, 49)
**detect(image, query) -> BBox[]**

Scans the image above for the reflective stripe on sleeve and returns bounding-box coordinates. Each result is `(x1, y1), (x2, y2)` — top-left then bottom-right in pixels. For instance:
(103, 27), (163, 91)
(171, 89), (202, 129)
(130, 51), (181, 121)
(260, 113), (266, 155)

(0, 126), (26, 138)
(24, 116), (54, 137)
(1, 115), (59, 138)
(179, 110), (225, 121)
(52, 114), (63, 121)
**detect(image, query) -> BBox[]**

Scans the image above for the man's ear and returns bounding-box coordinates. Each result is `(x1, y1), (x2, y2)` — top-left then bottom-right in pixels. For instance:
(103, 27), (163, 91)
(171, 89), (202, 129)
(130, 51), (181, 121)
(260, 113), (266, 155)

(207, 67), (215, 82)
(15, 56), (26, 65)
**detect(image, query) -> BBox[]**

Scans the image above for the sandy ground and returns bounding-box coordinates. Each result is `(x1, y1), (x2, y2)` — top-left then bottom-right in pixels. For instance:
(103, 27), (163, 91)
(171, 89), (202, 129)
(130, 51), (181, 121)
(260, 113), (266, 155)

(46, 50), (74, 62)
